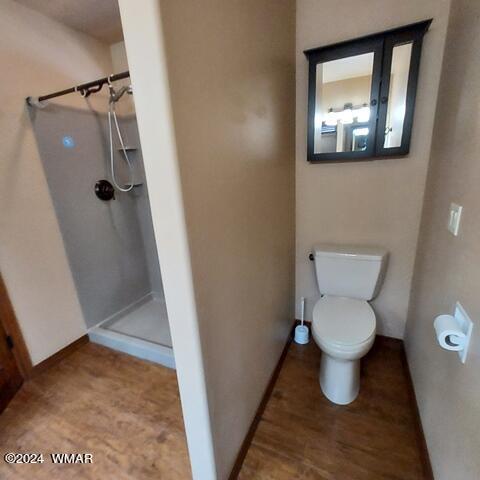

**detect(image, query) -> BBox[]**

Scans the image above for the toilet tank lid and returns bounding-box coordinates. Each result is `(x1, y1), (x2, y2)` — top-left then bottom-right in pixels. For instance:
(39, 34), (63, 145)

(313, 244), (388, 261)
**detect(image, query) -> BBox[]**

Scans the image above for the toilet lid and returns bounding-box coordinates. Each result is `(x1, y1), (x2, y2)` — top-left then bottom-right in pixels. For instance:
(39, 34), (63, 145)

(312, 296), (376, 346)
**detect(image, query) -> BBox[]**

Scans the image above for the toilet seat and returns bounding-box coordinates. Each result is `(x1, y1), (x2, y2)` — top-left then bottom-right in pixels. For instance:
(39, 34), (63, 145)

(312, 296), (376, 348)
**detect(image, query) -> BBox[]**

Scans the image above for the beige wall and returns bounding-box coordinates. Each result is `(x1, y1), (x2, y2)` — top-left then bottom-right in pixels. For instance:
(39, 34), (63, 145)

(315, 75), (372, 152)
(110, 41), (128, 72)
(109, 40), (135, 115)
(321, 75), (372, 118)
(405, 1), (480, 478)
(159, 0), (296, 477)
(0, 0), (113, 364)
(296, 0), (451, 338)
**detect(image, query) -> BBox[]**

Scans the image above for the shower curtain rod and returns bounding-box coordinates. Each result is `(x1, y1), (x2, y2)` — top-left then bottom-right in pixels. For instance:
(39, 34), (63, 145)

(26, 70), (130, 104)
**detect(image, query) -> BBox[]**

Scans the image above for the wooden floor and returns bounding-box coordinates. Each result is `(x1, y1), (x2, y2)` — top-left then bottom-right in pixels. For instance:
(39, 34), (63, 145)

(0, 337), (429, 480)
(239, 337), (429, 480)
(0, 343), (190, 480)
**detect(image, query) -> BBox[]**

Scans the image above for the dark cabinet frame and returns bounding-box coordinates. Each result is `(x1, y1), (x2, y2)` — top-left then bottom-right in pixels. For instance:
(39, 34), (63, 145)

(304, 20), (432, 163)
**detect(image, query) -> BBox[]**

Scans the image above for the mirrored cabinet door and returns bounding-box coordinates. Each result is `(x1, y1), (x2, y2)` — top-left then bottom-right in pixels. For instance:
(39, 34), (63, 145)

(307, 37), (383, 161)
(314, 52), (374, 154)
(383, 42), (413, 149)
(375, 27), (426, 156)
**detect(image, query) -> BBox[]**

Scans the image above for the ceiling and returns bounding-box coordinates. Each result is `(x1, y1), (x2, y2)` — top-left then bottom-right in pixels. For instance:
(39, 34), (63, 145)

(321, 53), (374, 83)
(321, 45), (412, 84)
(15, 0), (123, 44)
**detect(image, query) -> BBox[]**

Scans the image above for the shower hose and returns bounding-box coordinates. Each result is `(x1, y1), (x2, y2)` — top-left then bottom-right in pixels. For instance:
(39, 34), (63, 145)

(108, 100), (134, 192)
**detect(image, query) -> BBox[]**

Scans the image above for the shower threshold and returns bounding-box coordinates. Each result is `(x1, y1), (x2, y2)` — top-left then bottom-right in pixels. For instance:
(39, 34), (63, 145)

(88, 295), (175, 369)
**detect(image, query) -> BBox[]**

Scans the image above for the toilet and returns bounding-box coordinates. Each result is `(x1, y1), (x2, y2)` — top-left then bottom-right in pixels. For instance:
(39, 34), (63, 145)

(311, 244), (388, 405)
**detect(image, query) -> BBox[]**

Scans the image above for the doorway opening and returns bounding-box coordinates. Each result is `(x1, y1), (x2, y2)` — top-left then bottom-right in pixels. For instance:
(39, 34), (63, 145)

(27, 31), (173, 369)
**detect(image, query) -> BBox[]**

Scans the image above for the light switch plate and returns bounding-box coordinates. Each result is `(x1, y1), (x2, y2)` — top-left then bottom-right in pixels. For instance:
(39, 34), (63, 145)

(448, 203), (463, 236)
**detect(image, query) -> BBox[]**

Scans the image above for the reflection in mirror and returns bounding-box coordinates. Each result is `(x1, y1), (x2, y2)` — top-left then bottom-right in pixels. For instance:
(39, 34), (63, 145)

(314, 52), (374, 154)
(384, 42), (412, 148)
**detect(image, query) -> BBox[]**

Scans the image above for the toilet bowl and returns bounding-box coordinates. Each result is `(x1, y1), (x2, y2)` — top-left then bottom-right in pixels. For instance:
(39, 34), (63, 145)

(310, 244), (388, 405)
(312, 296), (376, 405)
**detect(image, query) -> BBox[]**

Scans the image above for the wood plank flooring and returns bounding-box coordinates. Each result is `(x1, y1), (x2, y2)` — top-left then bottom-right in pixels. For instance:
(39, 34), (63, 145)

(239, 337), (429, 480)
(0, 343), (190, 480)
(0, 336), (428, 480)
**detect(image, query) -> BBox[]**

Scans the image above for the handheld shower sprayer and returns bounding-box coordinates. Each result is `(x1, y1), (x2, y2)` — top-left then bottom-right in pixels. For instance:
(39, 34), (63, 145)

(108, 84), (133, 104)
(107, 79), (135, 192)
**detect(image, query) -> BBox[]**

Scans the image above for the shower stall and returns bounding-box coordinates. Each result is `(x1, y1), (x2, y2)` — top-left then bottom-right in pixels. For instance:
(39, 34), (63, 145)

(28, 73), (174, 368)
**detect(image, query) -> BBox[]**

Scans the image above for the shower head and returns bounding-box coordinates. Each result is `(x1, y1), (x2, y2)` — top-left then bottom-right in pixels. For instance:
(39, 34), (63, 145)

(26, 96), (49, 109)
(109, 85), (133, 104)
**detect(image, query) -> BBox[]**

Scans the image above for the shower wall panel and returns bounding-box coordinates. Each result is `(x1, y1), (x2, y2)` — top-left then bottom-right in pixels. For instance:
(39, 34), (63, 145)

(123, 116), (164, 299)
(30, 104), (154, 328)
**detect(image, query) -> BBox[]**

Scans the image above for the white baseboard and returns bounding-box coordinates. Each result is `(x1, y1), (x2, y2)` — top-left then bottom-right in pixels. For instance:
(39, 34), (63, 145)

(89, 327), (175, 369)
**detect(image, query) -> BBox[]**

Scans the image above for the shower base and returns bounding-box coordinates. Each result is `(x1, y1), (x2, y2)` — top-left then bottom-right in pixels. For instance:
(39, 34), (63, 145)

(88, 295), (175, 369)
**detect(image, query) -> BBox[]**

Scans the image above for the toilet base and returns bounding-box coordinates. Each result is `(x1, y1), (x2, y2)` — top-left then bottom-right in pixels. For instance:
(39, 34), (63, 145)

(319, 353), (360, 405)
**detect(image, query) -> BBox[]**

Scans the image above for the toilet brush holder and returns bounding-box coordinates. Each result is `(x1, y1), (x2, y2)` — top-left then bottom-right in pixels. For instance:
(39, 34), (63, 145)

(294, 324), (309, 344)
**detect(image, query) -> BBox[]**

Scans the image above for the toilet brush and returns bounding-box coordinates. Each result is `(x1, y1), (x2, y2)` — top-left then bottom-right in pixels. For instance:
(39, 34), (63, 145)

(294, 297), (309, 344)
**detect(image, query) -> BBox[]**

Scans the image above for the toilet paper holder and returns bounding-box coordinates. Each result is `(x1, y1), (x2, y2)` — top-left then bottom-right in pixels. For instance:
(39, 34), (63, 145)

(434, 302), (473, 364)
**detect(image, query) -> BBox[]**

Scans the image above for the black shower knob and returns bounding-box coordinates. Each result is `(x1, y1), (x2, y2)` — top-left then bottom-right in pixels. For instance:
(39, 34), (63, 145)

(95, 180), (115, 201)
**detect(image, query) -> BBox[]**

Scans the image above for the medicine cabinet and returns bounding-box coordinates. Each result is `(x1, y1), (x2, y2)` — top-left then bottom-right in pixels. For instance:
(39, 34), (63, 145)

(305, 20), (431, 162)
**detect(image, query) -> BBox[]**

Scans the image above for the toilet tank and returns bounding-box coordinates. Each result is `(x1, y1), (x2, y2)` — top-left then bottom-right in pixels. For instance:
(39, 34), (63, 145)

(313, 244), (388, 300)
